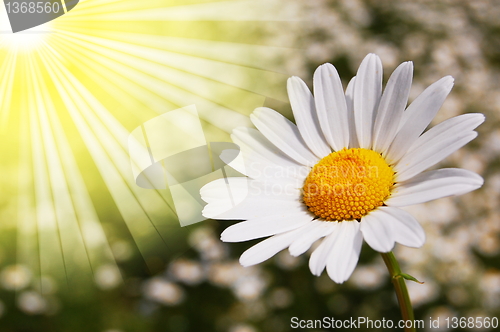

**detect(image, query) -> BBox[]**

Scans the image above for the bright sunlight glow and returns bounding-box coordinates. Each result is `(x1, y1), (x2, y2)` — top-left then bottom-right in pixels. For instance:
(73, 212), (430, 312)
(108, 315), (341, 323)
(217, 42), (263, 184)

(0, 6), (51, 52)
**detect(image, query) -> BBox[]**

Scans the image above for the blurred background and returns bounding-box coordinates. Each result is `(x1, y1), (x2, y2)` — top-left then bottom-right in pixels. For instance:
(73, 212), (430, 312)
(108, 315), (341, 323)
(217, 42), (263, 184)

(0, 0), (499, 331)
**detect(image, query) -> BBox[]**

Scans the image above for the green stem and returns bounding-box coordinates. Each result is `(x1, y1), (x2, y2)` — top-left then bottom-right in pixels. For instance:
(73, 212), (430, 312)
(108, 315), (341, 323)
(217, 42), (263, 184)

(381, 252), (416, 332)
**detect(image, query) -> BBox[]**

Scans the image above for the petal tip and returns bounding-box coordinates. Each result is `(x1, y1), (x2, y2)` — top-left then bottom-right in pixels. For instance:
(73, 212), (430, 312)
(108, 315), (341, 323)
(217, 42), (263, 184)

(311, 269), (322, 277)
(220, 231), (228, 242)
(365, 53), (379, 59)
(239, 254), (255, 267)
(252, 108), (264, 116)
(402, 61), (414, 71)
(476, 113), (486, 125)
(287, 76), (305, 88)
(478, 175), (485, 187)
(239, 259), (251, 267)
(375, 246), (394, 253)
(327, 270), (346, 284)
(361, 53), (382, 67)
(317, 62), (335, 71)
(443, 75), (455, 85)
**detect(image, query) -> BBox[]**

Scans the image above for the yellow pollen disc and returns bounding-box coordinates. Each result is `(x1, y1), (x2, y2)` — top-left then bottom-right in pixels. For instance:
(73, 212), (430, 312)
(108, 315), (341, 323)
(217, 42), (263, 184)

(303, 148), (395, 221)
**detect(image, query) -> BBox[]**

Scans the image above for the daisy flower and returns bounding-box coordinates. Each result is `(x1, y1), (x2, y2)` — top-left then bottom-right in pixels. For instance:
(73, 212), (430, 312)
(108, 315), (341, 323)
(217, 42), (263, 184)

(200, 53), (484, 284)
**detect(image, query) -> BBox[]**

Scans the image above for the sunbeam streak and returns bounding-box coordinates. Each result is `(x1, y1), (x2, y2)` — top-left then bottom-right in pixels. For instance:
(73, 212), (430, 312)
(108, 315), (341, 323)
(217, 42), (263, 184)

(0, 0), (304, 287)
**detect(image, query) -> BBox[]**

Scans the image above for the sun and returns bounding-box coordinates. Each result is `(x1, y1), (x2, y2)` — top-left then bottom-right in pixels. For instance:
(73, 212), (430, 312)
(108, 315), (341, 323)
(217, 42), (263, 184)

(0, 6), (52, 52)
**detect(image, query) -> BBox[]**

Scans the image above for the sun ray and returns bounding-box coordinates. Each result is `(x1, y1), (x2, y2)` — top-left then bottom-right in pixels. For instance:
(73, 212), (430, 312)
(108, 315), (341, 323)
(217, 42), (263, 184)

(32, 50), (118, 285)
(37, 47), (177, 271)
(27, 54), (69, 285)
(0, 50), (17, 128)
(0, 0), (306, 285)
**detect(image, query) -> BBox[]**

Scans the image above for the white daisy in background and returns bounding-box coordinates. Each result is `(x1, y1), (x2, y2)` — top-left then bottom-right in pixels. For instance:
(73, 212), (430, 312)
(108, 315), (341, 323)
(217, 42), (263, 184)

(200, 53), (484, 284)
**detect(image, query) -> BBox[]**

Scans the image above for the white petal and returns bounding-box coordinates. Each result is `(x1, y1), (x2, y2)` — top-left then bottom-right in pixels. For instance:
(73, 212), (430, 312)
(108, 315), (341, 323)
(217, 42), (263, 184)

(251, 107), (319, 166)
(202, 182), (300, 220)
(200, 177), (249, 204)
(239, 225), (307, 266)
(345, 76), (359, 148)
(288, 77), (331, 157)
(220, 149), (246, 174)
(207, 197), (304, 220)
(388, 209), (426, 248)
(368, 206), (425, 252)
(353, 54), (383, 149)
(385, 76), (454, 163)
(385, 207), (425, 248)
(202, 177), (304, 219)
(221, 210), (312, 242)
(361, 207), (425, 251)
(326, 221), (363, 283)
(201, 178), (249, 218)
(232, 127), (302, 169)
(404, 113), (484, 157)
(224, 146), (307, 187)
(386, 168), (483, 207)
(308, 222), (340, 276)
(360, 212), (393, 252)
(395, 114), (483, 181)
(372, 62), (413, 154)
(395, 131), (477, 182)
(230, 127), (308, 186)
(313, 63), (350, 150)
(288, 221), (335, 257)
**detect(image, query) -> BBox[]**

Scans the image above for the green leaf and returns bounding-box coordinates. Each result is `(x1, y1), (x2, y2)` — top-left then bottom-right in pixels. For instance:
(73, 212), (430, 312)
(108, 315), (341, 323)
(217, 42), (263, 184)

(400, 273), (424, 284)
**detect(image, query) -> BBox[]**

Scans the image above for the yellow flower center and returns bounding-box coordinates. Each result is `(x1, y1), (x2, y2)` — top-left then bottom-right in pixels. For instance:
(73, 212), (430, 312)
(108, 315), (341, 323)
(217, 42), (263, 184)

(303, 148), (394, 221)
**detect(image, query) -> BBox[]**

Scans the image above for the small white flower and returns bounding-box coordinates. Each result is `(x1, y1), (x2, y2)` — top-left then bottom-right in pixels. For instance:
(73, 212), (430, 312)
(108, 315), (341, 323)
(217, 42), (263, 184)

(201, 54), (484, 284)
